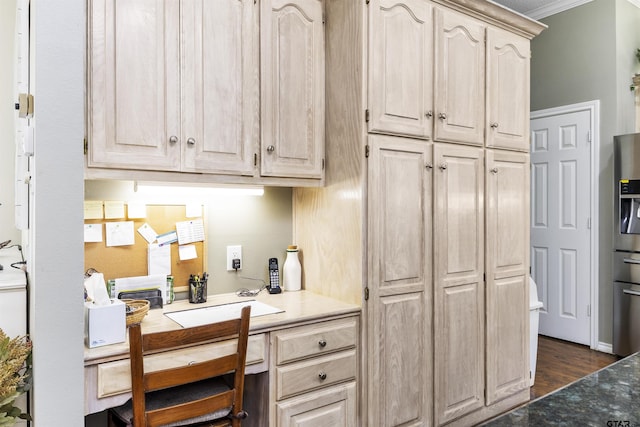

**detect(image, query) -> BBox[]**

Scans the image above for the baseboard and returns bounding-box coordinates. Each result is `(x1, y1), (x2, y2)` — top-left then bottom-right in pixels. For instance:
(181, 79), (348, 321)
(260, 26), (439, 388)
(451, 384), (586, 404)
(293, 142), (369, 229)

(596, 342), (613, 354)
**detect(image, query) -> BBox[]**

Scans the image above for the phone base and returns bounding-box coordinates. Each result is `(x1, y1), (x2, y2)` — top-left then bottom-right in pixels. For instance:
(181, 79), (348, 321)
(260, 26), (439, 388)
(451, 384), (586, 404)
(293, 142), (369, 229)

(268, 286), (282, 294)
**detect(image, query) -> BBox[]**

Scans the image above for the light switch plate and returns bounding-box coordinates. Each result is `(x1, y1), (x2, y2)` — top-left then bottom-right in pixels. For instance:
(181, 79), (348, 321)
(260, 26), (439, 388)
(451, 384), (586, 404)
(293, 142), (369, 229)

(226, 245), (242, 271)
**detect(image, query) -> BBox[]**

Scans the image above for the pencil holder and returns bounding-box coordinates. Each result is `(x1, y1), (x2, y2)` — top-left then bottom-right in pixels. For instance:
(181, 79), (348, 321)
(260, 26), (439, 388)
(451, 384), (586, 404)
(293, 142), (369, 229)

(189, 277), (207, 303)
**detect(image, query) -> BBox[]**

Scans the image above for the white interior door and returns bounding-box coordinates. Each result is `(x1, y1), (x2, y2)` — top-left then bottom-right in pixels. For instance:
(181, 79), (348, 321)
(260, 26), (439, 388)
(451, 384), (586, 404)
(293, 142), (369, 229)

(530, 109), (591, 345)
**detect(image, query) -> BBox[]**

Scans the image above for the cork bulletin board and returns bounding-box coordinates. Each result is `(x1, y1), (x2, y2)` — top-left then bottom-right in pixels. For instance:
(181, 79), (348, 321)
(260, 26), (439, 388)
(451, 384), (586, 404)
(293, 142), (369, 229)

(84, 205), (206, 290)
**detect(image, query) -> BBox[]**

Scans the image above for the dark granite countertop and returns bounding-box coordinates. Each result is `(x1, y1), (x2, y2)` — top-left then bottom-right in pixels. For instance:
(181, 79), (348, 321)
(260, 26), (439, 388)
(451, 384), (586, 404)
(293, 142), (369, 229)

(482, 352), (640, 426)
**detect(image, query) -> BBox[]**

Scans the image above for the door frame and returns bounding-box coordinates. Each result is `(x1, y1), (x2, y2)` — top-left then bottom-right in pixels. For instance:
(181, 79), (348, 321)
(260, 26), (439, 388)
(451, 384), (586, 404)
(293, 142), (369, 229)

(530, 99), (600, 350)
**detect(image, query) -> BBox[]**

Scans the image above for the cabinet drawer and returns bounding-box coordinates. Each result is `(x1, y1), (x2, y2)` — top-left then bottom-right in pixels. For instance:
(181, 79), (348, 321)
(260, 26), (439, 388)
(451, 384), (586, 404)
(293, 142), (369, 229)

(97, 333), (266, 398)
(276, 382), (357, 427)
(275, 350), (356, 400)
(274, 318), (357, 365)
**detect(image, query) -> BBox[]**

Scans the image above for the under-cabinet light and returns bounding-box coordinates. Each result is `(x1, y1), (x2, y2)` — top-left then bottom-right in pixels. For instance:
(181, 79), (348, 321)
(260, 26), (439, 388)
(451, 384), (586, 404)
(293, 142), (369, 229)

(134, 182), (264, 197)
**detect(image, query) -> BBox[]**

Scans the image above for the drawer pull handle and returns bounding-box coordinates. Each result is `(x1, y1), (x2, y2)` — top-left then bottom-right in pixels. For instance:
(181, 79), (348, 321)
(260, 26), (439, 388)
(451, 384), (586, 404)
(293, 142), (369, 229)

(318, 371), (327, 381)
(318, 339), (327, 348)
(623, 258), (640, 264)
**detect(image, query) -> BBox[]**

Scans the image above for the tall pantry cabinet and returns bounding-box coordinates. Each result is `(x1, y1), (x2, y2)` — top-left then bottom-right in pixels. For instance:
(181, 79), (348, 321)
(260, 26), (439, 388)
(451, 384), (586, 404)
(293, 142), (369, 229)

(293, 1), (544, 426)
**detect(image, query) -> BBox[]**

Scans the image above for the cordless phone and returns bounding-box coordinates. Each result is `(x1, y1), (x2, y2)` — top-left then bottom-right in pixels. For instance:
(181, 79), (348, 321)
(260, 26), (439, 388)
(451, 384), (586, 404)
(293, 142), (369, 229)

(268, 257), (282, 294)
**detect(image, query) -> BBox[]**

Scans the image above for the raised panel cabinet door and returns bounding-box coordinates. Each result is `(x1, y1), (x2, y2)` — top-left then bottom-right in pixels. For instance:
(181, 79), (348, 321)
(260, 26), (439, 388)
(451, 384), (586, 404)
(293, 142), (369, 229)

(433, 143), (484, 424)
(276, 382), (357, 427)
(88, 0), (181, 171)
(181, 0), (258, 175)
(485, 150), (530, 403)
(368, 0), (433, 139)
(261, 0), (325, 179)
(367, 135), (432, 426)
(433, 7), (485, 145)
(486, 27), (530, 151)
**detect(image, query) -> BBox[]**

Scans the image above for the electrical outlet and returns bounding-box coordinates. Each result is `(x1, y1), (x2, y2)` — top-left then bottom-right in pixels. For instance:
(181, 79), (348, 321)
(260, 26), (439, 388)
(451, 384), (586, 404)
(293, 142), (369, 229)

(227, 245), (242, 271)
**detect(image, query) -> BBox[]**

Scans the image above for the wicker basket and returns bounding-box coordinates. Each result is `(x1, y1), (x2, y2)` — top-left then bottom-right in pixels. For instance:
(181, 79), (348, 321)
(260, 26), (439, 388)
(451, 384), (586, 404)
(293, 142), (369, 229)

(123, 299), (150, 326)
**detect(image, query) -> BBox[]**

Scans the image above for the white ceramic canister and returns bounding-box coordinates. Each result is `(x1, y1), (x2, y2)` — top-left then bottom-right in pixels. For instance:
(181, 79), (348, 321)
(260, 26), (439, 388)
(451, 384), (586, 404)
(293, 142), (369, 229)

(283, 245), (301, 291)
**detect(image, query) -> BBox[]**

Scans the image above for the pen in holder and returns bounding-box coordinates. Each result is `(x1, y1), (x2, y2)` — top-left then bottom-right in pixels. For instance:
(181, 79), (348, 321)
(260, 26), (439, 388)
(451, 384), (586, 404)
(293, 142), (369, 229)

(189, 273), (207, 304)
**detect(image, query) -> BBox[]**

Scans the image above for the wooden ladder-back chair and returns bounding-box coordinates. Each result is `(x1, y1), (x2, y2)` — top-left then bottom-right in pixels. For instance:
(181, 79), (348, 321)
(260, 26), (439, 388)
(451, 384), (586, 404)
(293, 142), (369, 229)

(108, 305), (251, 427)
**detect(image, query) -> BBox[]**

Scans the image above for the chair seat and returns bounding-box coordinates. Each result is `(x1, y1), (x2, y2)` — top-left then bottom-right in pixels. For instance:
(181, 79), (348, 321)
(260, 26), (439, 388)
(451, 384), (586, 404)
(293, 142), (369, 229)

(110, 377), (232, 427)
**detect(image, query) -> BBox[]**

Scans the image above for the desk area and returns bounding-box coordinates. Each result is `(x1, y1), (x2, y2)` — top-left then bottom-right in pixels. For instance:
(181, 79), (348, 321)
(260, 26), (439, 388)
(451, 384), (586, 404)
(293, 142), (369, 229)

(85, 290), (361, 426)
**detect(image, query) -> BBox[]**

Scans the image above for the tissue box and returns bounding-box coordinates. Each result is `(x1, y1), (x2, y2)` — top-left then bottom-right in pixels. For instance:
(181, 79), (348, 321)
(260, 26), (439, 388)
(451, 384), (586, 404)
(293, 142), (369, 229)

(85, 299), (126, 348)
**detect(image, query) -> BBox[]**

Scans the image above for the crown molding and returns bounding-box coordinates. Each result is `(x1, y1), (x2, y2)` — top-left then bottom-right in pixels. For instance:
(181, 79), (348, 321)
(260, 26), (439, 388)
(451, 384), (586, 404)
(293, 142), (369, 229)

(527, 0), (593, 20)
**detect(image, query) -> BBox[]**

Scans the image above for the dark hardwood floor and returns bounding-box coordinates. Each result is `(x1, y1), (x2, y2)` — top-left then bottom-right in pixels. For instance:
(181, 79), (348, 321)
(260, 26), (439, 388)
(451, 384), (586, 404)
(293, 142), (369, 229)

(530, 335), (620, 400)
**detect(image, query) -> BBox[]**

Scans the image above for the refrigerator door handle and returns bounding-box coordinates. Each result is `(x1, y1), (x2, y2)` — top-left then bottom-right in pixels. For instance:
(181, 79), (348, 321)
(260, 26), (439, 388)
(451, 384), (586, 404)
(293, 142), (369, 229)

(623, 289), (640, 297)
(623, 258), (640, 265)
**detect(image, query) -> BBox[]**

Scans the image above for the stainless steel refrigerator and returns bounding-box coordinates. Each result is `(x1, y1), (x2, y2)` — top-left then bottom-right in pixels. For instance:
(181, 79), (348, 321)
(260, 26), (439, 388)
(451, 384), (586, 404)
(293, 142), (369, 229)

(613, 132), (640, 356)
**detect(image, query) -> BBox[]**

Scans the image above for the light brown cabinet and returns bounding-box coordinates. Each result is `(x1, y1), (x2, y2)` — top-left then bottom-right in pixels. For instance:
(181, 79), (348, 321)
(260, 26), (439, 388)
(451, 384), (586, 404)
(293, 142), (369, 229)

(485, 150), (530, 404)
(433, 7), (486, 145)
(269, 317), (359, 426)
(88, 0), (257, 175)
(368, 0), (434, 139)
(87, 0), (324, 185)
(261, 0), (325, 179)
(433, 143), (485, 424)
(293, 1), (543, 426)
(367, 134), (432, 426)
(486, 28), (531, 152)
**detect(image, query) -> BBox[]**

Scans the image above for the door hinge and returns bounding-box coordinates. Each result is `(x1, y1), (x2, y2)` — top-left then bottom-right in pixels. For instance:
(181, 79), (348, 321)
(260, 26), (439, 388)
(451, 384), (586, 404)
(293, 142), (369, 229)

(16, 93), (34, 118)
(365, 109), (370, 122)
(587, 217), (591, 229)
(254, 153), (257, 167)
(483, 273), (486, 282)
(365, 145), (370, 158)
(84, 138), (88, 155)
(364, 287), (369, 300)
(587, 130), (592, 143)
(587, 304), (591, 317)
(322, 158), (325, 170)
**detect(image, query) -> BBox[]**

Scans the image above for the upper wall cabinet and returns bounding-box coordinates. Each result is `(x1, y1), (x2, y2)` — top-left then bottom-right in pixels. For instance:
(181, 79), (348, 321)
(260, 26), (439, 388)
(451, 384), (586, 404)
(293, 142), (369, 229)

(88, 0), (257, 175)
(260, 0), (325, 180)
(433, 7), (485, 146)
(368, 0), (433, 139)
(486, 27), (530, 152)
(88, 0), (325, 185)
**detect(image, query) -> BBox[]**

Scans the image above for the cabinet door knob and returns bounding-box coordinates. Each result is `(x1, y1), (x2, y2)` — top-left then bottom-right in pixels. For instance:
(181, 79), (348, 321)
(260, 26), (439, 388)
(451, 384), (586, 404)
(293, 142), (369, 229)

(318, 372), (327, 381)
(169, 135), (178, 144)
(266, 145), (275, 153)
(426, 164), (433, 170)
(438, 112), (447, 120)
(490, 122), (499, 128)
(187, 137), (196, 145)
(425, 110), (433, 118)
(439, 163), (447, 170)
(491, 167), (498, 174)
(318, 339), (327, 347)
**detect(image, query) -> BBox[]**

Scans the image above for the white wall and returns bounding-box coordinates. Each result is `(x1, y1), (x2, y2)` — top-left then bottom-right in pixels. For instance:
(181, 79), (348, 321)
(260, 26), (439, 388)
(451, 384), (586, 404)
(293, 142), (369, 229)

(0, 0), (20, 243)
(29, 0), (85, 424)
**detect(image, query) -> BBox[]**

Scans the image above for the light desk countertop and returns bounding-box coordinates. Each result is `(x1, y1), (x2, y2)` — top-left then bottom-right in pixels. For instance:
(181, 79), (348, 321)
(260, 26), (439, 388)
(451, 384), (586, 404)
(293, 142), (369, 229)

(84, 290), (361, 365)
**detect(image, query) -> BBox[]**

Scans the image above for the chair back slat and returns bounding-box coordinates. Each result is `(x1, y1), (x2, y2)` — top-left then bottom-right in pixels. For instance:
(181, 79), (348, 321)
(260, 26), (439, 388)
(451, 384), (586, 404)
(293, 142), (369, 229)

(145, 390), (235, 427)
(142, 318), (242, 352)
(126, 305), (251, 427)
(144, 353), (239, 391)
